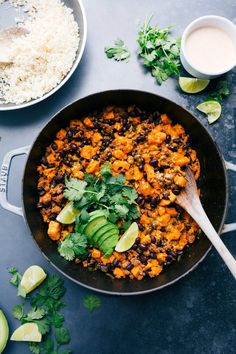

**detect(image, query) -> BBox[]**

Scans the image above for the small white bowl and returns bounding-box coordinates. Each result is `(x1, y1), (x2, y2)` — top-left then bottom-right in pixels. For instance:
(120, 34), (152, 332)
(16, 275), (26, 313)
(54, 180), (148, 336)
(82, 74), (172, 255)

(180, 15), (236, 79)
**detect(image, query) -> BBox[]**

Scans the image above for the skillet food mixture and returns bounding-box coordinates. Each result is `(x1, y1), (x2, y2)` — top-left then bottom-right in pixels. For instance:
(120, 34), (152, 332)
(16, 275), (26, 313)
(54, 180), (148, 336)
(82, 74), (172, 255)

(37, 105), (201, 280)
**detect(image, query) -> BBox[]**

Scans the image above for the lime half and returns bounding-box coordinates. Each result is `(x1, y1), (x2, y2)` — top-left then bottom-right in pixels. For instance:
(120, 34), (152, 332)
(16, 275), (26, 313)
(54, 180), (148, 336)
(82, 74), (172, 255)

(196, 100), (222, 124)
(0, 309), (9, 353)
(56, 201), (79, 224)
(115, 222), (139, 252)
(179, 77), (210, 93)
(10, 323), (42, 342)
(20, 265), (47, 295)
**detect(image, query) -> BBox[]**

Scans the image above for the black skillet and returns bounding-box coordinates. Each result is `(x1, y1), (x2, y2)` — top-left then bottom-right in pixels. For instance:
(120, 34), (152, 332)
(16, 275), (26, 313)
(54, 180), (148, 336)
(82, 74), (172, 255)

(0, 90), (229, 294)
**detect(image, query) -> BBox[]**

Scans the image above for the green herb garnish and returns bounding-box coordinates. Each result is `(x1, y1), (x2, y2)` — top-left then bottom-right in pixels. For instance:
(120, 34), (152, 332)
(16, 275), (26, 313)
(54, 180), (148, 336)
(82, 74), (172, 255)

(8, 267), (22, 287)
(208, 80), (229, 102)
(9, 269), (71, 354)
(105, 38), (131, 61)
(58, 233), (88, 261)
(64, 162), (140, 227)
(83, 294), (101, 312)
(137, 16), (180, 84)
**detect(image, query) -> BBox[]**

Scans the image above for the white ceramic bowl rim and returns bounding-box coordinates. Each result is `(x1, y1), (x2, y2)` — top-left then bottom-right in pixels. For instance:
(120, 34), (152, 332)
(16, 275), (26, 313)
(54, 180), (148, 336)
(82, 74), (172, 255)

(181, 15), (236, 77)
(0, 0), (87, 111)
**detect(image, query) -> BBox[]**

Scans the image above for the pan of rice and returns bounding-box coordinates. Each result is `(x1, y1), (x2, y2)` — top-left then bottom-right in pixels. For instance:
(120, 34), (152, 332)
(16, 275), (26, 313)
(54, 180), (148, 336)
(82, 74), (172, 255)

(0, 0), (87, 110)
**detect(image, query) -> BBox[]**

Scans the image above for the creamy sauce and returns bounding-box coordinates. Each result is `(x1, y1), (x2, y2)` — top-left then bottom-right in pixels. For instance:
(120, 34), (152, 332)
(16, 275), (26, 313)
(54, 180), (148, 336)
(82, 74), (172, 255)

(185, 26), (236, 73)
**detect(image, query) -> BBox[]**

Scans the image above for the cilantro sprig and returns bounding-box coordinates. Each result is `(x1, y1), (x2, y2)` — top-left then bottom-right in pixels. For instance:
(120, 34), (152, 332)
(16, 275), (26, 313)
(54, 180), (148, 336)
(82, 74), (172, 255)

(137, 17), (181, 84)
(83, 294), (101, 313)
(105, 38), (131, 61)
(58, 233), (88, 261)
(9, 268), (71, 354)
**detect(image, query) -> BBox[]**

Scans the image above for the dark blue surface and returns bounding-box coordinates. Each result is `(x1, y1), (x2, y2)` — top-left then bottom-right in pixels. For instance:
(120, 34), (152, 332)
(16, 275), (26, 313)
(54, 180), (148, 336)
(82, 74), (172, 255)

(0, 0), (236, 353)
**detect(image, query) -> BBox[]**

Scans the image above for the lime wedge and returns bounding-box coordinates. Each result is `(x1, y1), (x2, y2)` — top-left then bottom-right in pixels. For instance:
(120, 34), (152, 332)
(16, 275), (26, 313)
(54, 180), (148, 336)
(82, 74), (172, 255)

(179, 77), (210, 93)
(56, 201), (79, 224)
(196, 100), (222, 124)
(20, 265), (47, 295)
(10, 323), (42, 342)
(115, 222), (139, 252)
(0, 309), (9, 353)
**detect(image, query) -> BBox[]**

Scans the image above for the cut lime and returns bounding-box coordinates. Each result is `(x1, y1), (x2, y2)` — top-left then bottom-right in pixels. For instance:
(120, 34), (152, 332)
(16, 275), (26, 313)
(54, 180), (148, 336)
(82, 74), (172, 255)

(56, 201), (79, 224)
(179, 77), (210, 93)
(115, 222), (139, 252)
(20, 265), (47, 295)
(10, 323), (42, 342)
(196, 100), (222, 124)
(0, 309), (9, 353)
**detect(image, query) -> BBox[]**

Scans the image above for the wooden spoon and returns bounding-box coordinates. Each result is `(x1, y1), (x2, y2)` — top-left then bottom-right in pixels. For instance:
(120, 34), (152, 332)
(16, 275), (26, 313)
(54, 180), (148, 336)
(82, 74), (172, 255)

(175, 166), (236, 279)
(0, 26), (28, 64)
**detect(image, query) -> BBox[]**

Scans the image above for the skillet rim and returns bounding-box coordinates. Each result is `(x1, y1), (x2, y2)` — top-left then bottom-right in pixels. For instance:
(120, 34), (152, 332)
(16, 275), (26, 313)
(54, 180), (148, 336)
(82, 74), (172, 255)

(21, 89), (229, 295)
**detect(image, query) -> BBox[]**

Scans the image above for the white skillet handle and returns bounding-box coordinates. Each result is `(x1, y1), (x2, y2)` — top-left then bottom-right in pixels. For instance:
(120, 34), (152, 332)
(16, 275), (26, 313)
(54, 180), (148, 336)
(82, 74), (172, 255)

(0, 145), (30, 217)
(222, 160), (236, 234)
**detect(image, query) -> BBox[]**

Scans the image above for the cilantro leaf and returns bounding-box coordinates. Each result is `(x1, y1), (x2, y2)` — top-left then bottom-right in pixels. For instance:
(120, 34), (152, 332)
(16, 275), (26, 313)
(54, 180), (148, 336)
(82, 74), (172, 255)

(50, 312), (64, 328)
(208, 80), (229, 102)
(28, 342), (40, 354)
(64, 178), (87, 201)
(100, 162), (112, 177)
(83, 294), (101, 312)
(17, 284), (26, 298)
(114, 204), (129, 217)
(105, 38), (131, 61)
(41, 338), (54, 354)
(25, 308), (47, 321)
(34, 318), (50, 335)
(55, 327), (71, 345)
(12, 304), (25, 320)
(8, 267), (22, 287)
(138, 17), (180, 84)
(122, 187), (138, 204)
(58, 233), (88, 261)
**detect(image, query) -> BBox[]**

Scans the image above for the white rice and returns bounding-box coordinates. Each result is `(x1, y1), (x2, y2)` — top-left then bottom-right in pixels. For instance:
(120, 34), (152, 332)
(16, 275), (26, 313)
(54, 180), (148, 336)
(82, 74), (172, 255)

(0, 0), (80, 104)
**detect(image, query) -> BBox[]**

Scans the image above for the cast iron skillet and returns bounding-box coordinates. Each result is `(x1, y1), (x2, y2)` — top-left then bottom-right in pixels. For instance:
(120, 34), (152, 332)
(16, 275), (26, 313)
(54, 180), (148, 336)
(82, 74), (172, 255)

(3, 90), (230, 294)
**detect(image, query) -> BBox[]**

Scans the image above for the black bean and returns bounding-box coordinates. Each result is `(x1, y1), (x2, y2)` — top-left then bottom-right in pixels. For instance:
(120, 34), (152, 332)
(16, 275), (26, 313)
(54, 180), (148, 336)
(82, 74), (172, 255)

(140, 255), (147, 264)
(154, 166), (159, 172)
(118, 131), (124, 136)
(145, 196), (152, 203)
(136, 135), (146, 143)
(126, 263), (134, 271)
(157, 240), (165, 247)
(99, 146), (106, 152)
(67, 130), (73, 139)
(112, 259), (119, 267)
(132, 243), (138, 250)
(176, 250), (183, 255)
(177, 212), (183, 220)
(173, 188), (181, 195)
(165, 134), (171, 144)
(136, 248), (143, 254)
(143, 171), (147, 179)
(63, 159), (72, 167)
(173, 138), (182, 144)
(137, 222), (145, 232)
(135, 236), (141, 244)
(106, 152), (112, 159)
(55, 174), (64, 183)
(82, 139), (88, 145)
(169, 145), (178, 152)
(153, 111), (160, 119)
(150, 158), (158, 166)
(150, 252), (157, 259)
(166, 255), (173, 262)
(138, 163), (144, 171)
(37, 187), (45, 196)
(92, 154), (99, 160)
(136, 196), (144, 205)
(165, 261), (172, 266)
(47, 163), (55, 168)
(40, 156), (47, 165)
(37, 202), (43, 209)
(60, 151), (67, 158)
(139, 244), (147, 251)
(49, 213), (57, 220)
(121, 112), (129, 119)
(151, 236), (156, 244)
(51, 143), (57, 151)
(185, 225), (191, 231)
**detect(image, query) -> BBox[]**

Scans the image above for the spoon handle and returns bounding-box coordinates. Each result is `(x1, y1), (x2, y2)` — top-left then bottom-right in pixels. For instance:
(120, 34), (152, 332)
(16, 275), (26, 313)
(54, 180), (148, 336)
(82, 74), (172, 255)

(187, 201), (236, 279)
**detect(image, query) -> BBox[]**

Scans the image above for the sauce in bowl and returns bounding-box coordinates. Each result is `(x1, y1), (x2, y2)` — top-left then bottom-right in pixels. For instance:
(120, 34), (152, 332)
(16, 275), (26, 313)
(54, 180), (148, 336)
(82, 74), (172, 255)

(185, 26), (236, 74)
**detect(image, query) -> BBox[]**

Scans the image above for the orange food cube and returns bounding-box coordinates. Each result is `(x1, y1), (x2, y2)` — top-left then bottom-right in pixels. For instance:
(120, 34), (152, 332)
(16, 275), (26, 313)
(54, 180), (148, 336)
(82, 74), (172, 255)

(48, 221), (61, 241)
(86, 160), (100, 174)
(80, 146), (97, 160)
(83, 117), (94, 127)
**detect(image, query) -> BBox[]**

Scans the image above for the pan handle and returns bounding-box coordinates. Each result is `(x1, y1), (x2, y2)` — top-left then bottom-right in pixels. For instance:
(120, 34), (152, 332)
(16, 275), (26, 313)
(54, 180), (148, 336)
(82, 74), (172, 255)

(0, 145), (30, 217)
(222, 160), (236, 234)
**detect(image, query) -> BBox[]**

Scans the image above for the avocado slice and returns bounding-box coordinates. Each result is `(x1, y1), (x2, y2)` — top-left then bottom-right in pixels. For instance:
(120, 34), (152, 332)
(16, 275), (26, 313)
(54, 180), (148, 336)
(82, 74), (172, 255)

(97, 228), (119, 248)
(92, 223), (117, 246)
(100, 234), (119, 258)
(84, 216), (107, 243)
(0, 309), (9, 353)
(89, 210), (107, 221)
